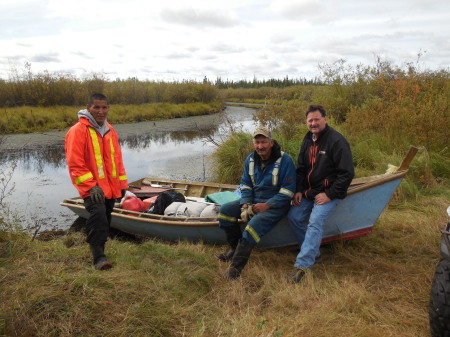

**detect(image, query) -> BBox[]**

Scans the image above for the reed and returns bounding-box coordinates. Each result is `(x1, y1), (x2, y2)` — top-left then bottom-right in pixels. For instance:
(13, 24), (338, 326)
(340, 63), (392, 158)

(0, 66), (220, 107)
(211, 131), (254, 184)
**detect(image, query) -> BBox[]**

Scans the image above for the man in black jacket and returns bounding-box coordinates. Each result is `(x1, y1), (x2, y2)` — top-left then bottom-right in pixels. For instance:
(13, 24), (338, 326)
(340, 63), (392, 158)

(285, 105), (354, 283)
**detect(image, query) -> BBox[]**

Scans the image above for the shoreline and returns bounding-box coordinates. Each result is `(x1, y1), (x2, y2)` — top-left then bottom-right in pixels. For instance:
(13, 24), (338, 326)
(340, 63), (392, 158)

(0, 111), (230, 151)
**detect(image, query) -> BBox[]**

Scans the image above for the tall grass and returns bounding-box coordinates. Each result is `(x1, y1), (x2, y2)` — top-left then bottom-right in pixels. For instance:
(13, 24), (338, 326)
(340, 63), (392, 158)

(221, 59), (449, 155)
(0, 65), (220, 107)
(212, 131), (254, 184)
(212, 59), (449, 202)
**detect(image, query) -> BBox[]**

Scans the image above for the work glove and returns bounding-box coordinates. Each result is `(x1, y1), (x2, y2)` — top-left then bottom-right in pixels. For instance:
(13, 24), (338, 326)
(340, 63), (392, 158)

(240, 205), (254, 222)
(121, 189), (127, 198)
(89, 186), (105, 204)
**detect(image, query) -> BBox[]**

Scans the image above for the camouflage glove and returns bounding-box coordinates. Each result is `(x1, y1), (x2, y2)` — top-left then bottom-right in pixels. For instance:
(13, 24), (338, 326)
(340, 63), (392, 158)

(89, 186), (105, 204)
(240, 205), (255, 222)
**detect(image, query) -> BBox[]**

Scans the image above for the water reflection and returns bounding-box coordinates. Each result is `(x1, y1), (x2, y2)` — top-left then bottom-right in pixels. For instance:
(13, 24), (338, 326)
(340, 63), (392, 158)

(0, 126), (221, 171)
(0, 106), (255, 231)
(0, 145), (66, 173)
(121, 127), (217, 149)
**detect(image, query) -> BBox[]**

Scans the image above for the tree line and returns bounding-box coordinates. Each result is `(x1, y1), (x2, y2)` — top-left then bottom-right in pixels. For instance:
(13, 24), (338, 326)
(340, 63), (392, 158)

(212, 76), (323, 89)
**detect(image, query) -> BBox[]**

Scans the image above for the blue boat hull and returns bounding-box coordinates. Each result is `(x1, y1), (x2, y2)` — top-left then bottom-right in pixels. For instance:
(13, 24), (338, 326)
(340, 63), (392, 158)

(62, 176), (403, 248)
(259, 177), (402, 248)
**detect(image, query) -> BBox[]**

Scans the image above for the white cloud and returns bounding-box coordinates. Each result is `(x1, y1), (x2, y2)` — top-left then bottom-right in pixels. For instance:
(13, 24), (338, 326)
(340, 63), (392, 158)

(161, 7), (240, 28)
(0, 0), (448, 81)
(269, 0), (337, 23)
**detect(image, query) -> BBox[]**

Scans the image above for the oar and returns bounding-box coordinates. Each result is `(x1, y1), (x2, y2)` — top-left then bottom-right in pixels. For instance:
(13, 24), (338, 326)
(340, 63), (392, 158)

(150, 184), (187, 191)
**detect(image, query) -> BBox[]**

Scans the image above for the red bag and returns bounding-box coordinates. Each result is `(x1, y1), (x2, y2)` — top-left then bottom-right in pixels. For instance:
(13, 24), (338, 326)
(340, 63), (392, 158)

(143, 196), (158, 209)
(121, 196), (147, 212)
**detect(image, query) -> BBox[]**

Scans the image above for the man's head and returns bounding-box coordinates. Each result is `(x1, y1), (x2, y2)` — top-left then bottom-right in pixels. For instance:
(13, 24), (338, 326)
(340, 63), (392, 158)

(305, 104), (327, 135)
(253, 127), (273, 160)
(87, 93), (109, 126)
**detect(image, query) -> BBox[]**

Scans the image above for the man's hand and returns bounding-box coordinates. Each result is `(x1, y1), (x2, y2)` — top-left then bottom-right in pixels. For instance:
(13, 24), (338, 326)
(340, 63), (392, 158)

(315, 192), (331, 205)
(89, 186), (105, 204)
(252, 203), (269, 213)
(292, 192), (303, 206)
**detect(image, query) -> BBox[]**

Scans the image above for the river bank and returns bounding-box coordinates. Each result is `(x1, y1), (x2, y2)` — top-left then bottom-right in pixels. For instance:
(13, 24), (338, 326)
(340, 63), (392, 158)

(0, 106), (252, 151)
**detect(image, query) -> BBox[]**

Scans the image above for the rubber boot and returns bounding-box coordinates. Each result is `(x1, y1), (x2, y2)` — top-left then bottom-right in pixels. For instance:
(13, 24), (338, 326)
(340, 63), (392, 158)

(217, 225), (242, 262)
(89, 244), (112, 270)
(224, 241), (254, 280)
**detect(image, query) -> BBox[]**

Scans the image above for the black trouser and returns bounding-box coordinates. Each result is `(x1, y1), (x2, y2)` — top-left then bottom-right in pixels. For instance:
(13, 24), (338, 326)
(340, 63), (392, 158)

(83, 197), (115, 246)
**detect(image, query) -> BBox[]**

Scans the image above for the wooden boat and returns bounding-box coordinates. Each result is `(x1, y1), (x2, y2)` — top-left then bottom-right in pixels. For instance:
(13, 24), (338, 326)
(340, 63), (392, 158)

(60, 147), (418, 248)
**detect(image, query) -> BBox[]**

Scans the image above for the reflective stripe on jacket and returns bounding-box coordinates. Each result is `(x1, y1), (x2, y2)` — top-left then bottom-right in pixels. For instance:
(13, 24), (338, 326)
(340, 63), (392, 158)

(240, 143), (296, 209)
(65, 118), (128, 199)
(249, 151), (284, 187)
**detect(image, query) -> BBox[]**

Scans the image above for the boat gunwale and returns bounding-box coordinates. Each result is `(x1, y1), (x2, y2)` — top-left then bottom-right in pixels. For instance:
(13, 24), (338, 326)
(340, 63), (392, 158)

(60, 169), (408, 227)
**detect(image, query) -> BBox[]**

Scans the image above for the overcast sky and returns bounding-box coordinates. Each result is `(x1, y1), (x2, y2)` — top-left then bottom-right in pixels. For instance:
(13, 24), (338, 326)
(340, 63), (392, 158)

(1, 0), (449, 82)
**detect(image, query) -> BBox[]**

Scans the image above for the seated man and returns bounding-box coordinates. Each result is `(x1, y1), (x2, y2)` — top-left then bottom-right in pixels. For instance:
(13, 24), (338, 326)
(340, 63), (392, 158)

(286, 105), (354, 283)
(217, 127), (296, 280)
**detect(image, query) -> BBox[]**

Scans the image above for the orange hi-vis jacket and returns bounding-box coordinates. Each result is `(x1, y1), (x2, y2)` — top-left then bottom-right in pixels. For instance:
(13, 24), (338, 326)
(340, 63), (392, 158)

(65, 118), (128, 200)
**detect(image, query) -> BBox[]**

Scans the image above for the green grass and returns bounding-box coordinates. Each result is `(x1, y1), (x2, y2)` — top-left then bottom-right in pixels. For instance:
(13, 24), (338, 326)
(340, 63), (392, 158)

(0, 102), (223, 134)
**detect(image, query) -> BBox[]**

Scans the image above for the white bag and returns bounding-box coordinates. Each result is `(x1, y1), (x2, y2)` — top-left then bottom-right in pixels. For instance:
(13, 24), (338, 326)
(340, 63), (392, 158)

(164, 202), (184, 216)
(176, 201), (207, 217)
(200, 204), (220, 218)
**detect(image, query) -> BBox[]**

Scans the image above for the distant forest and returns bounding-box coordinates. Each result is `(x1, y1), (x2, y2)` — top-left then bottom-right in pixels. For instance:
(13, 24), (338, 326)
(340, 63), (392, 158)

(212, 76), (323, 89)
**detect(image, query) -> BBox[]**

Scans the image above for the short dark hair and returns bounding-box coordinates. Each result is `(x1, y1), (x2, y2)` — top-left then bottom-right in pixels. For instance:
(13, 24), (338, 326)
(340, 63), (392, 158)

(88, 93), (109, 105)
(305, 104), (326, 118)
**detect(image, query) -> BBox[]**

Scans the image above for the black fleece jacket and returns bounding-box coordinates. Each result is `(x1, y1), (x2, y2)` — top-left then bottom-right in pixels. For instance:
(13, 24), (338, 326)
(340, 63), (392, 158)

(295, 124), (354, 200)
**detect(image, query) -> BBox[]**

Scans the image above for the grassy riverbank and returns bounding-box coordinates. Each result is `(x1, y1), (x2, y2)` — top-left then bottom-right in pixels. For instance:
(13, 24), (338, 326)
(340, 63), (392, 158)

(0, 102), (223, 134)
(1, 190), (448, 336)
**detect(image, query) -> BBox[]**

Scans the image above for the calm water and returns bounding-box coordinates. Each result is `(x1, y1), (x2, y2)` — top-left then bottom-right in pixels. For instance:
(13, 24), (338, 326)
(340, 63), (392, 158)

(0, 105), (256, 231)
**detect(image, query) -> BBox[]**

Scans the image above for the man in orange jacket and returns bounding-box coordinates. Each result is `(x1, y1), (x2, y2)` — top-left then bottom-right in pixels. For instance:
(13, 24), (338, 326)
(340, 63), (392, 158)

(65, 93), (128, 270)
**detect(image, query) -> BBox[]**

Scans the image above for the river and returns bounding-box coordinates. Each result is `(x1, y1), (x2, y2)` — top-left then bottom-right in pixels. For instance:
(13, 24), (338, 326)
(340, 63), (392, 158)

(0, 105), (256, 232)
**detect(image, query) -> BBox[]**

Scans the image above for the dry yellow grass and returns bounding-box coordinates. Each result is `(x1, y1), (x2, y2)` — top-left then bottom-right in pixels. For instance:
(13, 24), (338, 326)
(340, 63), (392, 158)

(1, 194), (448, 336)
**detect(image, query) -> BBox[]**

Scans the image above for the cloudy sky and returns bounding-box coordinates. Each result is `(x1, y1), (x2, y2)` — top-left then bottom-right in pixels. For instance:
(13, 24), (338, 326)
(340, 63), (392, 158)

(1, 0), (449, 82)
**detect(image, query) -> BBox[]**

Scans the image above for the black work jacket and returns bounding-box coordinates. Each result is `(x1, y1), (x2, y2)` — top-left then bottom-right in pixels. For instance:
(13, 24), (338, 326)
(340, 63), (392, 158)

(295, 124), (354, 200)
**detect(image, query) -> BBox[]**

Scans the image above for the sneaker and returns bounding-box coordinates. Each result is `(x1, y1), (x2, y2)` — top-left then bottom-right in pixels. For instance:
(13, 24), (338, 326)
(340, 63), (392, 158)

(285, 268), (306, 283)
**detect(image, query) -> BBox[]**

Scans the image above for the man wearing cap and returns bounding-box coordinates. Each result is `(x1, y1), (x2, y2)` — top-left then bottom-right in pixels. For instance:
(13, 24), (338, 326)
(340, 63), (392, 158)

(217, 127), (296, 280)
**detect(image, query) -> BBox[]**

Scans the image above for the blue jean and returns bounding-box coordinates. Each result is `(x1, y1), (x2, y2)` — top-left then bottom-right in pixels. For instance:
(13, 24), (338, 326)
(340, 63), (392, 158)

(218, 199), (289, 245)
(288, 198), (340, 269)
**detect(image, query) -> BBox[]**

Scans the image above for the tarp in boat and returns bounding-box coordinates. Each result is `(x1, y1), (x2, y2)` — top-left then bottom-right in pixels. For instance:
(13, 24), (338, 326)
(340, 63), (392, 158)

(205, 191), (240, 205)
